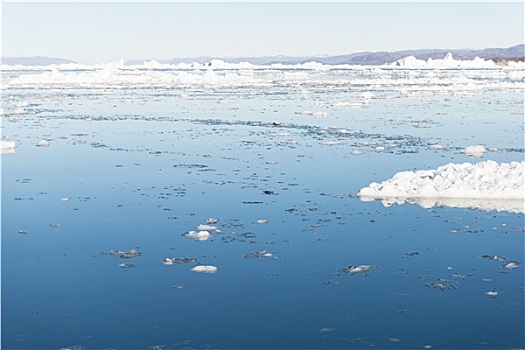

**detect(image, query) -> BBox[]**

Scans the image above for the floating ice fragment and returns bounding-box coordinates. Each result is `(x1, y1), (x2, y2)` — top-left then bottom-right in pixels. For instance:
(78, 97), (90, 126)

(118, 263), (137, 268)
(319, 328), (334, 334)
(320, 141), (341, 146)
(351, 150), (364, 155)
(256, 219), (269, 224)
(424, 281), (456, 291)
(37, 139), (50, 147)
(485, 291), (498, 298)
(245, 250), (277, 259)
(462, 145), (487, 157)
(298, 110), (328, 117)
(191, 265), (217, 273)
(162, 258), (198, 265)
(480, 255), (507, 262)
(205, 218), (218, 224)
(342, 265), (372, 274)
(503, 262), (519, 269)
(60, 197), (70, 202)
(374, 146), (385, 152)
(184, 230), (211, 241)
(196, 224), (217, 231)
(428, 144), (444, 150)
(119, 249), (142, 259)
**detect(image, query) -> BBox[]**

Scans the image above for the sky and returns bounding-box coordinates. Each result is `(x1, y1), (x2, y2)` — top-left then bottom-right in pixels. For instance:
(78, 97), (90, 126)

(2, 2), (524, 64)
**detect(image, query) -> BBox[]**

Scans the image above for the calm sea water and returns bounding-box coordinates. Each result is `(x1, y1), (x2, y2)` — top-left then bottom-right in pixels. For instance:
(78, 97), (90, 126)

(2, 73), (524, 349)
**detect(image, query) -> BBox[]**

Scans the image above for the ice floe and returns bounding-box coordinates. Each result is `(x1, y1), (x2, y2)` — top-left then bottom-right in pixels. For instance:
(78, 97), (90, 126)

(358, 160), (525, 213)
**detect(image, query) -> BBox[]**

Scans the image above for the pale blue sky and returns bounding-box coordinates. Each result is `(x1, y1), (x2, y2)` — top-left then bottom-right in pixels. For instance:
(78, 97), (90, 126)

(2, 2), (524, 64)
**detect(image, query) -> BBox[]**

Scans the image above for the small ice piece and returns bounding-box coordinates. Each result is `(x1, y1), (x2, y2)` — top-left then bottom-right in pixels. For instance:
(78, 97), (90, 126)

(256, 219), (269, 224)
(299, 110), (327, 117)
(119, 249), (141, 259)
(503, 262), (518, 269)
(321, 141), (341, 146)
(319, 328), (334, 334)
(60, 197), (70, 202)
(245, 250), (276, 259)
(118, 263), (137, 268)
(351, 150), (364, 155)
(191, 265), (217, 273)
(343, 265), (372, 274)
(374, 146), (385, 152)
(196, 224), (217, 231)
(162, 258), (174, 265)
(162, 258), (198, 265)
(485, 291), (498, 298)
(185, 230), (211, 241)
(205, 218), (218, 224)
(37, 139), (50, 147)
(389, 338), (401, 343)
(462, 145), (487, 157)
(428, 144), (444, 150)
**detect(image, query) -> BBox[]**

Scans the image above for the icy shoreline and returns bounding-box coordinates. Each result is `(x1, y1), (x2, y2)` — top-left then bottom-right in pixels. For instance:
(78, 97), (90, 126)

(358, 160), (525, 213)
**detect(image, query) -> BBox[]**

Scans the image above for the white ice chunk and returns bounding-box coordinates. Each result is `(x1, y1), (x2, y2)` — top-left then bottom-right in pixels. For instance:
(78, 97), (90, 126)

(185, 230), (211, 241)
(462, 145), (487, 157)
(37, 139), (50, 147)
(191, 265), (218, 273)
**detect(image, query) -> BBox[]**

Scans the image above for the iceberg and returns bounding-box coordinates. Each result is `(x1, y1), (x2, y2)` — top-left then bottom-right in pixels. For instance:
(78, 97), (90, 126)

(388, 53), (498, 69)
(358, 160), (525, 213)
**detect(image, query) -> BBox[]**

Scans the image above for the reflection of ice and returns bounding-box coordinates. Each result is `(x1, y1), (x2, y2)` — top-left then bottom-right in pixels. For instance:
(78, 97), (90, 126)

(359, 196), (525, 214)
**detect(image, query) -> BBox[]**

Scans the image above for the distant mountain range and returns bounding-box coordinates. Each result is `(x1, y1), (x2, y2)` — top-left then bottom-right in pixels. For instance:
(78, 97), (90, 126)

(1, 56), (75, 66)
(3, 44), (524, 66)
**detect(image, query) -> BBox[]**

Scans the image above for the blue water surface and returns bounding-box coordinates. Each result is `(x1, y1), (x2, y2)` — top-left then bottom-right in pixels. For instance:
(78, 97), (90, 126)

(2, 83), (524, 350)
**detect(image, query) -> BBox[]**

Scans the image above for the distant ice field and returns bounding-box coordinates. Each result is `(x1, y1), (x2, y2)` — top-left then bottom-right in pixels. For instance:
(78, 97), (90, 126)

(1, 57), (524, 349)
